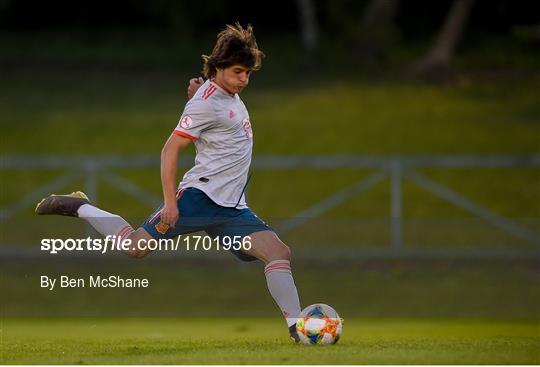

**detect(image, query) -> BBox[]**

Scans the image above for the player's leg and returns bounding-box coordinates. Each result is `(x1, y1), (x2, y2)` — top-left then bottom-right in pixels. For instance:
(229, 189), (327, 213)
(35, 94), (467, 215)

(121, 227), (154, 258)
(35, 191), (153, 258)
(78, 203), (156, 258)
(201, 199), (302, 341)
(241, 230), (302, 335)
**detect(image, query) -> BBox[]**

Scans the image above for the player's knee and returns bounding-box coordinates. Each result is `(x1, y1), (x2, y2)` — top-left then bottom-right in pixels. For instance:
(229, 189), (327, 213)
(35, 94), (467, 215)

(123, 242), (146, 258)
(124, 247), (147, 259)
(272, 242), (291, 261)
(123, 229), (150, 259)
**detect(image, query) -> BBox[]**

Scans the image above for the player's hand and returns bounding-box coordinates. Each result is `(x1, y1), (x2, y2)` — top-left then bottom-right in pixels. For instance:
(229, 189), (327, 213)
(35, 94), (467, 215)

(160, 203), (179, 228)
(187, 77), (204, 99)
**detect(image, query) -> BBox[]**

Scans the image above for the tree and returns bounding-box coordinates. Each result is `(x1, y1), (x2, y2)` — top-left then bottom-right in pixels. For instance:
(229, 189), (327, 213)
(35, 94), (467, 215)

(533, 21), (540, 46)
(355, 0), (399, 64)
(296, 0), (319, 67)
(413, 0), (476, 76)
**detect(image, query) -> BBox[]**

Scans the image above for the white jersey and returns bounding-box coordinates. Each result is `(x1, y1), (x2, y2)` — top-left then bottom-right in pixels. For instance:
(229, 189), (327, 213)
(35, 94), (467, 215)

(173, 80), (253, 209)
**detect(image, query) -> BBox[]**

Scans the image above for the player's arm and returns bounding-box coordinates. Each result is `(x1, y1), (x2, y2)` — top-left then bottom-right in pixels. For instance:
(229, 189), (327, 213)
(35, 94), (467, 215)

(160, 134), (191, 227)
(187, 77), (204, 99)
(163, 93), (213, 228)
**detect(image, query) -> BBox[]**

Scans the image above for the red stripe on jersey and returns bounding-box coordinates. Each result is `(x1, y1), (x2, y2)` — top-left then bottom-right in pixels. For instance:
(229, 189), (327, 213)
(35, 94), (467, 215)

(204, 85), (216, 99)
(206, 86), (216, 99)
(202, 85), (216, 100)
(173, 130), (198, 141)
(201, 85), (210, 99)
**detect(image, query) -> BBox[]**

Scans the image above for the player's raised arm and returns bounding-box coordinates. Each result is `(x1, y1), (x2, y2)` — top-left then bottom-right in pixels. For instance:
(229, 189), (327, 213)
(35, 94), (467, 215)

(187, 77), (204, 99)
(160, 134), (191, 228)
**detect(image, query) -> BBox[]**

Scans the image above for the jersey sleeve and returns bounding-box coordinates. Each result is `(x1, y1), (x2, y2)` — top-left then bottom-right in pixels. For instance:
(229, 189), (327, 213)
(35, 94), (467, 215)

(173, 98), (215, 141)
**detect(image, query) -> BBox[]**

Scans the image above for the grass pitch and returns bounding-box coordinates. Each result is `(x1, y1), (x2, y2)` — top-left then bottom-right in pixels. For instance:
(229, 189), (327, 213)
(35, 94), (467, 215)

(2, 318), (538, 364)
(1, 72), (538, 248)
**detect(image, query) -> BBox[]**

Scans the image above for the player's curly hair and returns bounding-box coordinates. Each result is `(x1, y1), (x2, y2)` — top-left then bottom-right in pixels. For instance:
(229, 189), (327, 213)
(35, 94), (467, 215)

(202, 23), (264, 79)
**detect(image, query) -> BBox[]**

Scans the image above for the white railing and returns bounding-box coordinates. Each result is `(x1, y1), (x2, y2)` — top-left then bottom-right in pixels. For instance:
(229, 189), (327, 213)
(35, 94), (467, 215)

(1, 154), (539, 259)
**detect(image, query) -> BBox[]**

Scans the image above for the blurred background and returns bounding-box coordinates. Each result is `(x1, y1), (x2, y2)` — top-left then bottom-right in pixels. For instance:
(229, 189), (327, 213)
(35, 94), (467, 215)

(1, 0), (539, 319)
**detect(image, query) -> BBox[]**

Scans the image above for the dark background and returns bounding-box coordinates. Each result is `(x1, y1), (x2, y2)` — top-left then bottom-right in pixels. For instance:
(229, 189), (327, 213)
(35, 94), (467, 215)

(1, 0), (539, 75)
(2, 0), (539, 35)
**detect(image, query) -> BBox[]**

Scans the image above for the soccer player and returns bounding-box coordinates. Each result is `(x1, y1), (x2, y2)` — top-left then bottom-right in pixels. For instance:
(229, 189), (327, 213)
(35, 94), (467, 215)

(35, 23), (302, 342)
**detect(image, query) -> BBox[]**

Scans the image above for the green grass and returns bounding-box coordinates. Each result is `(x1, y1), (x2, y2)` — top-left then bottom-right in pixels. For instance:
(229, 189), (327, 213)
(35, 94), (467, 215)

(3, 260), (539, 319)
(1, 72), (539, 155)
(2, 318), (538, 364)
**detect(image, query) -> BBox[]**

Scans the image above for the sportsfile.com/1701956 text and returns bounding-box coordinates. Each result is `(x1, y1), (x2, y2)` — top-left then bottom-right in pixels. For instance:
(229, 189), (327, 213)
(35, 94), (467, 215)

(40, 235), (252, 255)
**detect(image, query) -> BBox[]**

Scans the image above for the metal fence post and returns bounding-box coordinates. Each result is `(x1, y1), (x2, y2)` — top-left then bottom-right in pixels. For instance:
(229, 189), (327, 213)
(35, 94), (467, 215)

(84, 158), (98, 237)
(391, 159), (403, 251)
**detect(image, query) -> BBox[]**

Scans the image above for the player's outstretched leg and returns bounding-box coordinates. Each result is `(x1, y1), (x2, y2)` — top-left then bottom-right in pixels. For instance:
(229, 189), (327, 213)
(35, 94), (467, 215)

(36, 191), (152, 258)
(243, 230), (302, 343)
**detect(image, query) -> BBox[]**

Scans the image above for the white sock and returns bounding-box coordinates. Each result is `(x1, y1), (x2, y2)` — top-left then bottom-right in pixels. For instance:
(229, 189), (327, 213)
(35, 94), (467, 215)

(77, 204), (134, 243)
(264, 260), (302, 327)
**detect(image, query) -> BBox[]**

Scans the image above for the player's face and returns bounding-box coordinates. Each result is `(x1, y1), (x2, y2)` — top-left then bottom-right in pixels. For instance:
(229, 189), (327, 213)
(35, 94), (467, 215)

(216, 65), (251, 94)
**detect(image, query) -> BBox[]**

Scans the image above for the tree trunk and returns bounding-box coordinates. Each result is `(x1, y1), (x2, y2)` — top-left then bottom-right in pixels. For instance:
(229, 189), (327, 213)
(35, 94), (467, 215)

(355, 0), (399, 63)
(532, 21), (540, 46)
(361, 0), (398, 29)
(296, 0), (319, 67)
(413, 0), (475, 76)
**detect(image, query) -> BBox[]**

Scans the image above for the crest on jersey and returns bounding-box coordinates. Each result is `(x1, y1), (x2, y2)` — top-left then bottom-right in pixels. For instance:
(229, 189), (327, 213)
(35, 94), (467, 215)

(242, 117), (253, 139)
(179, 115), (193, 129)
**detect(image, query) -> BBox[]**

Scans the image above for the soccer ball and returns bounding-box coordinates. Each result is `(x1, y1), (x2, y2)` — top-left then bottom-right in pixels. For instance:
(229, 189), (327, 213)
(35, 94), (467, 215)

(296, 303), (343, 345)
